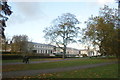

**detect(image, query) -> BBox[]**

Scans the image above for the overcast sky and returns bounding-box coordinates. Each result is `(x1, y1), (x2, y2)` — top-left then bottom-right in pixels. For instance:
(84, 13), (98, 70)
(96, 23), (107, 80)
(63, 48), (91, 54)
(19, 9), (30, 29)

(5, 0), (118, 49)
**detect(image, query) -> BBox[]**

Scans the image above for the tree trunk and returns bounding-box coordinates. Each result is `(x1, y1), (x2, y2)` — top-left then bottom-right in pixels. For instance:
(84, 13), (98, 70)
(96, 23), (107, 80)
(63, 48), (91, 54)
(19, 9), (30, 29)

(4, 42), (7, 52)
(63, 45), (66, 59)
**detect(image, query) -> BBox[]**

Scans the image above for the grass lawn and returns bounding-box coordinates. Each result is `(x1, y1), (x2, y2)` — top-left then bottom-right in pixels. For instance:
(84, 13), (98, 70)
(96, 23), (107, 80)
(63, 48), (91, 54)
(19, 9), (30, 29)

(25, 64), (118, 78)
(3, 58), (118, 72)
(2, 58), (62, 63)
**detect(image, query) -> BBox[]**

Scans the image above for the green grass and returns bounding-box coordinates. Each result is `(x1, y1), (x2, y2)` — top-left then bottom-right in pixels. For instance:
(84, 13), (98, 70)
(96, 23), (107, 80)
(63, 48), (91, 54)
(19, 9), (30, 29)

(3, 59), (22, 63)
(2, 58), (62, 63)
(2, 56), (117, 63)
(3, 58), (118, 72)
(30, 64), (118, 78)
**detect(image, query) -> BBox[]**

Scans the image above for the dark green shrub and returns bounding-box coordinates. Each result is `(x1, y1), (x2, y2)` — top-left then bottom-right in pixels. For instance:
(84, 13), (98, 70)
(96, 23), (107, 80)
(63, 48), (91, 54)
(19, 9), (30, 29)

(82, 54), (88, 57)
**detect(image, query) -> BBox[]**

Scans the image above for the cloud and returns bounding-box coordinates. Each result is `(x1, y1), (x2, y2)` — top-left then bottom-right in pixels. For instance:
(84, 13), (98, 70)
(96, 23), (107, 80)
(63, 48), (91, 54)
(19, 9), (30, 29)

(7, 2), (47, 26)
(15, 2), (44, 20)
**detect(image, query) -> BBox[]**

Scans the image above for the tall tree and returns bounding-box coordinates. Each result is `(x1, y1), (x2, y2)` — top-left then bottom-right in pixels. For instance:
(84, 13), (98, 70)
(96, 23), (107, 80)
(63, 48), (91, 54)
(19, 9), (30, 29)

(0, 0), (12, 39)
(43, 13), (80, 58)
(11, 35), (29, 54)
(116, 0), (120, 58)
(82, 5), (118, 57)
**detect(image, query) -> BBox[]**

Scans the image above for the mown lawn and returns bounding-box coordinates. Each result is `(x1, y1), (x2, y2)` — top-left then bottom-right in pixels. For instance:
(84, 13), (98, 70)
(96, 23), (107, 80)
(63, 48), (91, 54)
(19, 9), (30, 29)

(25, 64), (118, 78)
(2, 58), (62, 63)
(3, 58), (118, 72)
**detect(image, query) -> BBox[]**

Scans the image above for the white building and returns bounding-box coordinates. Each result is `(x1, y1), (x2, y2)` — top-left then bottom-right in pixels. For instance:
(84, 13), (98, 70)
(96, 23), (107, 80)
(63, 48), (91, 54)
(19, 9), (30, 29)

(80, 49), (100, 57)
(30, 42), (80, 57)
(66, 47), (80, 57)
(30, 42), (55, 55)
(53, 47), (80, 57)
(29, 42), (101, 57)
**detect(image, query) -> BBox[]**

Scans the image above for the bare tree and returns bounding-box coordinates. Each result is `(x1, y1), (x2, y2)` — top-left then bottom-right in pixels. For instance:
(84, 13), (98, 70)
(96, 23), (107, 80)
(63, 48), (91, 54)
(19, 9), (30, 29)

(43, 13), (80, 58)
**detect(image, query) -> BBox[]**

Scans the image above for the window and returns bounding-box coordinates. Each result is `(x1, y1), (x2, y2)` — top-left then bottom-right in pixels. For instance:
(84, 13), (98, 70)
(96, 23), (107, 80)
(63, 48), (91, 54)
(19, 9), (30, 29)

(51, 50), (52, 53)
(46, 50), (48, 54)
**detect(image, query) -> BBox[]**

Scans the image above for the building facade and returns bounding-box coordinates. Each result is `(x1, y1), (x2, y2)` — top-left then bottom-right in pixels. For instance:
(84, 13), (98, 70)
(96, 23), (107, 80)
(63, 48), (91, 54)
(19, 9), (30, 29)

(80, 49), (100, 57)
(30, 42), (80, 57)
(31, 42), (55, 54)
(53, 47), (80, 57)
(30, 42), (101, 57)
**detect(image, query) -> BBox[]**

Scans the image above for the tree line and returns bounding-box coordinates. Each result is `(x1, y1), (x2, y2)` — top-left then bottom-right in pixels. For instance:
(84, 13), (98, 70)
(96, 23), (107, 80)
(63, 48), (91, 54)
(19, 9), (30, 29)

(2, 35), (33, 55)
(44, 5), (119, 58)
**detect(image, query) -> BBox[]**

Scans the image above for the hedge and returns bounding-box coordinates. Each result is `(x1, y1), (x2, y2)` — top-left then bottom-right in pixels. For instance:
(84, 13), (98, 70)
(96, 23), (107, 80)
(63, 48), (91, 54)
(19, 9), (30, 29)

(2, 54), (62, 60)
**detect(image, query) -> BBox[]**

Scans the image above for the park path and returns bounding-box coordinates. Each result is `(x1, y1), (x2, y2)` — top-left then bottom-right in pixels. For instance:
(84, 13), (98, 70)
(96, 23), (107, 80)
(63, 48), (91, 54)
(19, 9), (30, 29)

(2, 61), (117, 78)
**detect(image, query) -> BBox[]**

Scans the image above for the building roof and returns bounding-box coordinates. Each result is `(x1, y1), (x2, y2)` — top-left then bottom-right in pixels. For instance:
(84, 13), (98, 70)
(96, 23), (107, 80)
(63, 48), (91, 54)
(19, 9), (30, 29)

(56, 47), (80, 51)
(80, 49), (88, 51)
(30, 42), (55, 47)
(29, 42), (80, 51)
